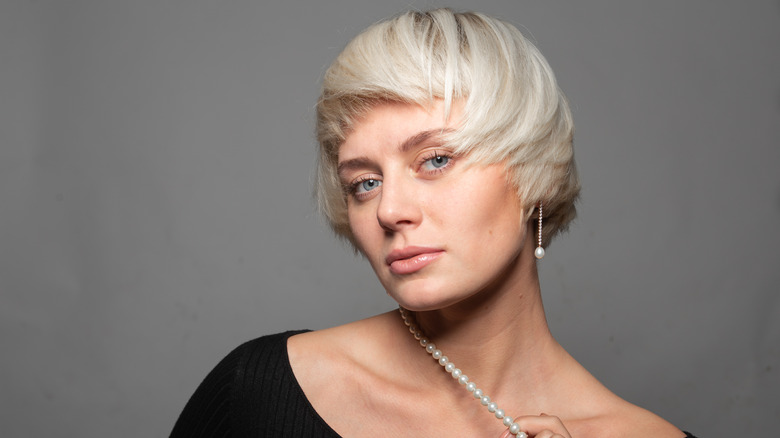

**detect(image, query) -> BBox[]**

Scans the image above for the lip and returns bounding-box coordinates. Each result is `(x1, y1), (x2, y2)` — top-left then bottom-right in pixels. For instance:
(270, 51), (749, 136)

(386, 246), (444, 275)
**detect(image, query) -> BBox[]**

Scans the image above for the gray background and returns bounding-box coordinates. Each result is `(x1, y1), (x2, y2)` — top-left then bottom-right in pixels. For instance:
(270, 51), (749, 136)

(1, 0), (778, 437)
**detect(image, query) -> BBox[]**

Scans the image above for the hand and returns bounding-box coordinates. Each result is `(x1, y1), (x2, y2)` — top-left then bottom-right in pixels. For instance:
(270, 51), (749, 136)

(498, 413), (572, 438)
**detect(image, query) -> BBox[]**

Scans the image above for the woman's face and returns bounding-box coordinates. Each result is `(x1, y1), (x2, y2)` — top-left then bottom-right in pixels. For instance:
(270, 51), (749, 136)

(338, 101), (530, 311)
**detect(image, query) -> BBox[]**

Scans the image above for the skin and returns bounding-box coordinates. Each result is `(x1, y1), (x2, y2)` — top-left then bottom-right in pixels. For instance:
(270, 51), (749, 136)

(287, 101), (684, 437)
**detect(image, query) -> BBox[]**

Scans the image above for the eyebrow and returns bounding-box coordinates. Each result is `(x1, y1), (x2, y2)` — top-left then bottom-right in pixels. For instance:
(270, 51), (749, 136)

(337, 128), (452, 178)
(399, 129), (444, 153)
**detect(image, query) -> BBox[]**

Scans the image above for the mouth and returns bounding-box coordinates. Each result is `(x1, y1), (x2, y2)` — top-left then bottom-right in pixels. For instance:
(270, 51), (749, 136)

(386, 246), (444, 275)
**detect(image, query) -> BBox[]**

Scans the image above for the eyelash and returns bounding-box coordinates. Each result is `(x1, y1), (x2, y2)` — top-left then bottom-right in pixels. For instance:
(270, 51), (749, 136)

(348, 175), (382, 199)
(345, 150), (456, 200)
(417, 150), (454, 175)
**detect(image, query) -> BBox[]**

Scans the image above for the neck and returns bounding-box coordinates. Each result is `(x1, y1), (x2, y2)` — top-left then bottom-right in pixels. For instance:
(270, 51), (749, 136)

(405, 246), (562, 403)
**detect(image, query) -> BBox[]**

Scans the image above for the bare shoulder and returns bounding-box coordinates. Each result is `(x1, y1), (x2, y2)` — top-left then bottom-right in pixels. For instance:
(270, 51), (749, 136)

(573, 398), (685, 438)
(287, 315), (382, 381)
(550, 350), (687, 438)
(287, 311), (398, 367)
(614, 402), (686, 438)
(285, 312), (422, 436)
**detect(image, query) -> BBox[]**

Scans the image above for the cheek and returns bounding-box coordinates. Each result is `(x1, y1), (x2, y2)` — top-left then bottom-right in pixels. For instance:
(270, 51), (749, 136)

(347, 207), (380, 256)
(348, 209), (368, 242)
(460, 177), (521, 225)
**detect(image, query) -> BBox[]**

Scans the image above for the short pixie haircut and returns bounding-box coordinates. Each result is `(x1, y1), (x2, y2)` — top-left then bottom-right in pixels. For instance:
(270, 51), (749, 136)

(316, 8), (580, 248)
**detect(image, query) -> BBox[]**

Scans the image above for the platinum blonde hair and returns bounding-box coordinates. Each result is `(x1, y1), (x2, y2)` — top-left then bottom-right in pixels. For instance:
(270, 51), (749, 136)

(316, 8), (580, 248)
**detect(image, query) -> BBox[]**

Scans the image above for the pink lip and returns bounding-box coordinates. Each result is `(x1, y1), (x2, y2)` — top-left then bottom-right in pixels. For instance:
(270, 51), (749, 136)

(386, 246), (444, 275)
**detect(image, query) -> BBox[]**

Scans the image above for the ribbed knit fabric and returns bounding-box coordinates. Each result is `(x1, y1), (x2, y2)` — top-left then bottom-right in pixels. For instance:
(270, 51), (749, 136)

(170, 330), (699, 438)
(170, 330), (339, 437)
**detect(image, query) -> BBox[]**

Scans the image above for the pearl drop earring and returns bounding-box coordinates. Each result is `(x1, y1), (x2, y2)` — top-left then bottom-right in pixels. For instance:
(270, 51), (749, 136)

(534, 202), (545, 259)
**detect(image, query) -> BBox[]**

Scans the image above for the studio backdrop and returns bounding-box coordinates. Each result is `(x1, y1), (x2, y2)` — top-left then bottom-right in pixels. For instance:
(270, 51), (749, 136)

(1, 1), (778, 437)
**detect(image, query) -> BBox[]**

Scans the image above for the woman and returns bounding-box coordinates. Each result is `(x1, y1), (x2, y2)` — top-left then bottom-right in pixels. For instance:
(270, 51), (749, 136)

(171, 9), (697, 437)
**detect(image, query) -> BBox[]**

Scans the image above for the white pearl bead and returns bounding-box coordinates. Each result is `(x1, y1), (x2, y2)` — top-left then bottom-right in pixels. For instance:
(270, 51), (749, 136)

(534, 246), (545, 259)
(399, 308), (529, 436)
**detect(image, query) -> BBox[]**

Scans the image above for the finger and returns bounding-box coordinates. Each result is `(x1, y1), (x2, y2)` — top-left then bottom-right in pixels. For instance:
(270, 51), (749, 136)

(512, 414), (571, 438)
(533, 432), (567, 438)
(500, 428), (566, 438)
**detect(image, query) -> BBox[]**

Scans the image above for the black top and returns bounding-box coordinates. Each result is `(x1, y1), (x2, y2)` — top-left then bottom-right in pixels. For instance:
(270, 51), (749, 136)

(170, 330), (698, 437)
(171, 330), (337, 437)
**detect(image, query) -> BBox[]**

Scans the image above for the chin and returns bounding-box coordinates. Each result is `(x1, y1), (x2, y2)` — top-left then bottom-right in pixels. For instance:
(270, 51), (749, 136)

(386, 280), (466, 312)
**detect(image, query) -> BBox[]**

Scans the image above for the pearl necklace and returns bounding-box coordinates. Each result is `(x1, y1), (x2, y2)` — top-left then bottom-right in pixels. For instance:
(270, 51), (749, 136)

(399, 307), (529, 438)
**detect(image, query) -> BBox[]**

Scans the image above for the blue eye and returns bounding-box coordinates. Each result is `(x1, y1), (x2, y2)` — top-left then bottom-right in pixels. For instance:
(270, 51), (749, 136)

(423, 155), (450, 170)
(355, 178), (382, 194)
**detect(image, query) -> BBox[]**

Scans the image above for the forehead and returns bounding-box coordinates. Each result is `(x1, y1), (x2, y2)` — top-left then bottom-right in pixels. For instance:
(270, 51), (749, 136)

(338, 101), (459, 162)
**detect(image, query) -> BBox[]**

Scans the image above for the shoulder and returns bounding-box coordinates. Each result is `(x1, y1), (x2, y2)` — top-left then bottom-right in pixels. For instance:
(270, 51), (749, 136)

(231, 329), (309, 367)
(226, 330), (316, 410)
(286, 319), (379, 385)
(287, 312), (399, 364)
(203, 330), (309, 387)
(546, 350), (690, 438)
(170, 330), (313, 438)
(550, 351), (692, 438)
(286, 312), (404, 379)
(286, 313), (422, 435)
(572, 399), (688, 438)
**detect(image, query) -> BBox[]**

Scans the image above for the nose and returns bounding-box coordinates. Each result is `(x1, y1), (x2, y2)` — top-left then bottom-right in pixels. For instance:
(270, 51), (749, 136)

(376, 175), (421, 232)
